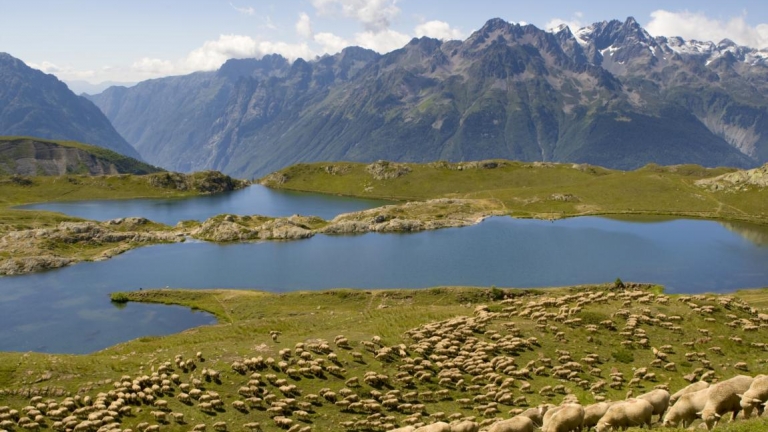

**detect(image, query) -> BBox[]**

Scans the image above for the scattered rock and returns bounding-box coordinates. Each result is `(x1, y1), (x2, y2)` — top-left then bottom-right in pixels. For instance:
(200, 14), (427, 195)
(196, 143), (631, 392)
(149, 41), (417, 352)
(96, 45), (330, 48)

(366, 160), (411, 180)
(695, 164), (768, 191)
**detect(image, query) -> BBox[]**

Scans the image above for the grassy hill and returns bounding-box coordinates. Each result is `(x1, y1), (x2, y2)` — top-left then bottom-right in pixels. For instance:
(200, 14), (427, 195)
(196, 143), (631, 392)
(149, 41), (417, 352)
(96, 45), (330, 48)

(2, 285), (768, 431)
(0, 136), (162, 176)
(260, 160), (768, 225)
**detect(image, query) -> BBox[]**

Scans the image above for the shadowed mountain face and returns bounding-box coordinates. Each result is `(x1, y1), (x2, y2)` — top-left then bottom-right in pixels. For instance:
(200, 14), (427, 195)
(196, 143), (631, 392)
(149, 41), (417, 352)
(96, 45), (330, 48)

(0, 53), (141, 160)
(89, 18), (768, 178)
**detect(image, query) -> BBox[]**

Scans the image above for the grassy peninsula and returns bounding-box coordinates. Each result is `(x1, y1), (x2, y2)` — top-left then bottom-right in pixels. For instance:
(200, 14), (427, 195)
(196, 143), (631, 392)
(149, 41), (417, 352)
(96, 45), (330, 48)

(2, 285), (768, 431)
(0, 170), (248, 274)
(260, 160), (768, 225)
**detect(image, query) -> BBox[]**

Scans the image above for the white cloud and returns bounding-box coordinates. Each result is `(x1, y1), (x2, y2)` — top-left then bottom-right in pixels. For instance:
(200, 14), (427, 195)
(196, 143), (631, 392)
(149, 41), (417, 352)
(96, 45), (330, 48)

(311, 0), (400, 32)
(646, 10), (768, 49)
(296, 12), (314, 39)
(545, 11), (584, 32)
(131, 58), (176, 76)
(123, 35), (316, 80)
(353, 29), (411, 53)
(28, 60), (96, 81)
(314, 32), (350, 54)
(414, 20), (464, 41)
(230, 2), (255, 16)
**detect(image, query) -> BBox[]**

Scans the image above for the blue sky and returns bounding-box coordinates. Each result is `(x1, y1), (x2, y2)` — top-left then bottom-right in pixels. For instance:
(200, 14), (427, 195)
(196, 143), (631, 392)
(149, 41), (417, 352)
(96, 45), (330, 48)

(2, 0), (768, 84)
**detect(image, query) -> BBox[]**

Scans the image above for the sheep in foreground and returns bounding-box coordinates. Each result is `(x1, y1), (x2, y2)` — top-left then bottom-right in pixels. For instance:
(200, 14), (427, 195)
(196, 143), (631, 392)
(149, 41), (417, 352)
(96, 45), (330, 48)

(581, 402), (614, 430)
(669, 381), (710, 405)
(739, 374), (768, 418)
(518, 404), (553, 427)
(450, 420), (479, 432)
(636, 388), (670, 422)
(662, 388), (710, 428)
(595, 398), (653, 432)
(541, 403), (584, 432)
(413, 421), (451, 432)
(699, 374), (754, 431)
(487, 416), (534, 432)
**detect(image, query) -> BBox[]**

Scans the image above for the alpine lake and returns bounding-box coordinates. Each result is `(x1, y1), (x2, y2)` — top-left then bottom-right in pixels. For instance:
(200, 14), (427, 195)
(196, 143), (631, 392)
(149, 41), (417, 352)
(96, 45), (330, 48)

(3, 185), (768, 353)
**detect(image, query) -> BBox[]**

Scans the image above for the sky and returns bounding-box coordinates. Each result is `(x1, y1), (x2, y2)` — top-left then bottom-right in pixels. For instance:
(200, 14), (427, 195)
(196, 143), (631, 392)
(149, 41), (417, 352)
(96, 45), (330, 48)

(2, 0), (768, 86)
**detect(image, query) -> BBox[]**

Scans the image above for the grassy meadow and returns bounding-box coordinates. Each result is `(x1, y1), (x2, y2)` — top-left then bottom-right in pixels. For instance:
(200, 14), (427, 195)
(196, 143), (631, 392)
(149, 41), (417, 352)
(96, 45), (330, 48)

(261, 161), (768, 225)
(3, 285), (768, 431)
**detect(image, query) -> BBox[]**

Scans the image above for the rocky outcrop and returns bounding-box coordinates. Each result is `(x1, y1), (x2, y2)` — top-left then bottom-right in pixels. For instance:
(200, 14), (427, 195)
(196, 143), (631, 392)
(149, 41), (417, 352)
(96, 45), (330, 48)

(0, 218), (183, 276)
(695, 164), (768, 191)
(147, 171), (249, 194)
(366, 161), (412, 180)
(322, 199), (504, 234)
(189, 214), (318, 242)
(0, 137), (161, 176)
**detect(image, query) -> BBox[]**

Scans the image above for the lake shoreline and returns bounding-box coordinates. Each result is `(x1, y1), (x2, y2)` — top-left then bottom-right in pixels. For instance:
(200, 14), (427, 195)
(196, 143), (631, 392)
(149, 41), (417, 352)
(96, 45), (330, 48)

(3, 198), (768, 276)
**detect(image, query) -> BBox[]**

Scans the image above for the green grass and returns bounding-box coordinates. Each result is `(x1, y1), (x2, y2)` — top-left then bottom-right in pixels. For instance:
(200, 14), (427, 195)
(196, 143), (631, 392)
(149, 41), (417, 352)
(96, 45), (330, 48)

(0, 171), (248, 272)
(260, 160), (768, 225)
(3, 284), (768, 430)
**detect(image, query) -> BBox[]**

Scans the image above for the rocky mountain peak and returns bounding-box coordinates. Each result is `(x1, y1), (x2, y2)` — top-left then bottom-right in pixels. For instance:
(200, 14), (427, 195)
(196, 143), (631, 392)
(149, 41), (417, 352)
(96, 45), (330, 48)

(85, 17), (768, 177)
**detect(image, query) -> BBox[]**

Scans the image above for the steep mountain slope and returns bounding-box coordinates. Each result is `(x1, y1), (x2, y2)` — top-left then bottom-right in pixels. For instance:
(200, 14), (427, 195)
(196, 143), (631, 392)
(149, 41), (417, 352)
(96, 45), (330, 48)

(0, 136), (161, 176)
(0, 53), (141, 160)
(89, 18), (768, 177)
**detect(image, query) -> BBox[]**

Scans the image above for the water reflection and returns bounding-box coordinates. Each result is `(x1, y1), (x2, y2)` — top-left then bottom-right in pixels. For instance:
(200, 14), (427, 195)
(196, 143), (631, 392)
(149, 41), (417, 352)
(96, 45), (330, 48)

(720, 221), (768, 247)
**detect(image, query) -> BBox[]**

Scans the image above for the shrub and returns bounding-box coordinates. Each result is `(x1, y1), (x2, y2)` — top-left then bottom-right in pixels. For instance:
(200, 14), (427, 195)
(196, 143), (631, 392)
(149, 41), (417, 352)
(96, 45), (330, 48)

(612, 349), (634, 364)
(614, 278), (626, 289)
(489, 286), (505, 300)
(110, 292), (130, 303)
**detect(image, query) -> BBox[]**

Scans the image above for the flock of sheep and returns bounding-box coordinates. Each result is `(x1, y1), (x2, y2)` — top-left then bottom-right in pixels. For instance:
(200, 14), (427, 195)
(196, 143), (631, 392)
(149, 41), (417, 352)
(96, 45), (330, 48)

(1, 286), (768, 432)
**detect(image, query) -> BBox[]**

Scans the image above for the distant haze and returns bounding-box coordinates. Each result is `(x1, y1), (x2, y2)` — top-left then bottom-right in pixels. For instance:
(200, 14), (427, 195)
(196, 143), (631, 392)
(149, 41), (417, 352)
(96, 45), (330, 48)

(65, 80), (137, 95)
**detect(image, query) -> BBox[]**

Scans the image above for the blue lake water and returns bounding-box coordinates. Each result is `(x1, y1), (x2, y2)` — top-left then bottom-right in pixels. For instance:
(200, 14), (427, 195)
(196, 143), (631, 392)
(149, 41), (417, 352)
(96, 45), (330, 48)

(2, 189), (768, 354)
(17, 185), (391, 224)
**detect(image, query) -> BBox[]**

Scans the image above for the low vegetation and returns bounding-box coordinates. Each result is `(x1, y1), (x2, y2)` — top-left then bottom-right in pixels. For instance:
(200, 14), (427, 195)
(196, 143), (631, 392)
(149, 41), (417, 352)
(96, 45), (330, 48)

(0, 171), (248, 273)
(260, 160), (768, 225)
(2, 284), (768, 431)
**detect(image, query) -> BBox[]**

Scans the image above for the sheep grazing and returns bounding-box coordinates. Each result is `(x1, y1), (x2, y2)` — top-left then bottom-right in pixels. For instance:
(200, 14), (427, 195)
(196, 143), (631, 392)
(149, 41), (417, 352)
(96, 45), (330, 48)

(449, 420), (479, 432)
(739, 375), (768, 418)
(699, 374), (754, 431)
(581, 402), (614, 430)
(668, 382), (709, 407)
(595, 399), (653, 432)
(636, 388), (670, 422)
(413, 421), (451, 432)
(487, 416), (534, 432)
(541, 403), (584, 432)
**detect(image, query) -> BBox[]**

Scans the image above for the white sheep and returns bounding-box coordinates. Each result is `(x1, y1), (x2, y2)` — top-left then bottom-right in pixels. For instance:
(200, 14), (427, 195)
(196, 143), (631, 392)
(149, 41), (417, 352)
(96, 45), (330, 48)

(450, 420), (479, 432)
(487, 416), (534, 432)
(541, 403), (584, 432)
(595, 399), (653, 432)
(413, 422), (451, 432)
(518, 404), (553, 427)
(636, 388), (670, 422)
(699, 374), (754, 430)
(739, 374), (768, 418)
(581, 402), (614, 430)
(663, 389), (705, 428)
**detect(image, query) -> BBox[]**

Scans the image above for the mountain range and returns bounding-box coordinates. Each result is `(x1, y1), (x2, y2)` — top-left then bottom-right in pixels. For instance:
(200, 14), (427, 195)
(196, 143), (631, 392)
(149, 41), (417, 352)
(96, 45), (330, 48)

(5, 17), (768, 178)
(85, 17), (768, 177)
(0, 53), (141, 160)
